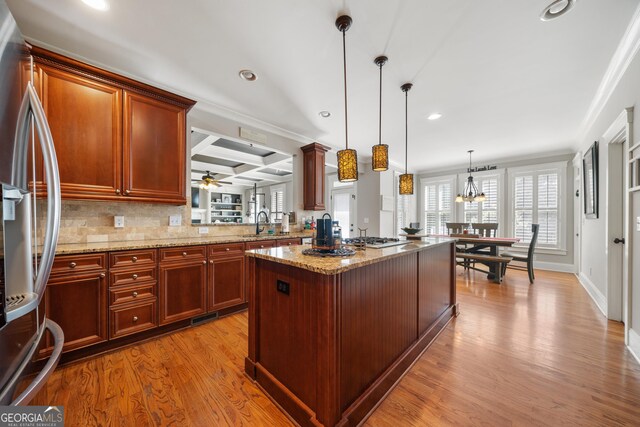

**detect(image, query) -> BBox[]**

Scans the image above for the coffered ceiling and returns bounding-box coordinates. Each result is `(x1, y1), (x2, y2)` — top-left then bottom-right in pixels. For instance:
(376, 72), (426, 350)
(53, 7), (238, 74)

(7, 0), (640, 171)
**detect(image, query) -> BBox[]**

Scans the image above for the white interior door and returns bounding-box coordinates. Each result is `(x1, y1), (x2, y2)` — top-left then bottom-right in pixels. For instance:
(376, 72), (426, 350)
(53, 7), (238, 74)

(573, 154), (582, 275)
(332, 188), (355, 238)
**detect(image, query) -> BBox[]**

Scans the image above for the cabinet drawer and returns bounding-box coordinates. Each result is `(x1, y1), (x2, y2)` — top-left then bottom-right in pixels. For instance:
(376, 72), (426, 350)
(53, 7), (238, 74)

(110, 299), (157, 339)
(276, 238), (302, 247)
(110, 266), (157, 288)
(208, 242), (244, 257)
(245, 240), (276, 250)
(159, 246), (206, 262)
(51, 253), (106, 276)
(110, 249), (157, 269)
(109, 283), (156, 306)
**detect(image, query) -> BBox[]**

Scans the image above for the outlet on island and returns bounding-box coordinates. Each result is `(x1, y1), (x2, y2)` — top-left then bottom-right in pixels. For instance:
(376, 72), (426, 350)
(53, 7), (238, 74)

(276, 280), (290, 295)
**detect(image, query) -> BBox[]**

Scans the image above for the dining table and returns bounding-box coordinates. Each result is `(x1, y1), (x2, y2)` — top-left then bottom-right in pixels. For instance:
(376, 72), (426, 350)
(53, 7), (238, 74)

(428, 234), (521, 282)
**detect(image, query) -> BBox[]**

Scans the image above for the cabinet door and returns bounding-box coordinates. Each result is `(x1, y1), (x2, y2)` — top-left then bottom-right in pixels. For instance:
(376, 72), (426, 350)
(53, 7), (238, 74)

(245, 240), (276, 250)
(123, 90), (186, 204)
(43, 271), (108, 355)
(208, 255), (245, 312)
(39, 63), (122, 199)
(159, 260), (206, 325)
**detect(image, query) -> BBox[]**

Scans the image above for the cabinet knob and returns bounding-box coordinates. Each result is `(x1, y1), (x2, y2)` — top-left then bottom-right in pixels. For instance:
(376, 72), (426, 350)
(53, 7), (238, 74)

(124, 189), (131, 195)
(99, 273), (105, 278)
(132, 291), (138, 297)
(132, 274), (138, 280)
(209, 260), (214, 264)
(132, 316), (138, 322)
(225, 248), (230, 251)
(260, 245), (264, 248)
(202, 260), (207, 265)
(69, 262), (77, 268)
(115, 189), (121, 195)
(132, 256), (138, 262)
(287, 243), (292, 246)
(182, 252), (187, 257)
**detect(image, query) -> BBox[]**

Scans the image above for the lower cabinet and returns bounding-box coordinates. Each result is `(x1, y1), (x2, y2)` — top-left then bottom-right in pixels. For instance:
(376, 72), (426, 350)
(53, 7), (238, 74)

(42, 266), (108, 356)
(159, 247), (207, 325)
(208, 253), (245, 312)
(110, 299), (157, 339)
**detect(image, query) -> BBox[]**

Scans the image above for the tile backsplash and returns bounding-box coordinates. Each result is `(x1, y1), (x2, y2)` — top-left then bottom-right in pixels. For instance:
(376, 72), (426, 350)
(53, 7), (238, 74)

(35, 199), (287, 245)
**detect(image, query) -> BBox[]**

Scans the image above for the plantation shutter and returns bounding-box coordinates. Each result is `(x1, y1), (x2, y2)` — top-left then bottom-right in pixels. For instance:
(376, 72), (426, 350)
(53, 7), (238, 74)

(514, 175), (534, 242)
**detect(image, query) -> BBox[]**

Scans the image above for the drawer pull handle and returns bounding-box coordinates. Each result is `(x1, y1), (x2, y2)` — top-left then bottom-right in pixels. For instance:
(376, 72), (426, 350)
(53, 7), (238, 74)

(225, 248), (230, 251)
(115, 189), (121, 195)
(132, 291), (138, 297)
(69, 262), (77, 268)
(132, 316), (138, 322)
(132, 256), (138, 262)
(132, 274), (138, 280)
(182, 252), (187, 257)
(99, 273), (105, 278)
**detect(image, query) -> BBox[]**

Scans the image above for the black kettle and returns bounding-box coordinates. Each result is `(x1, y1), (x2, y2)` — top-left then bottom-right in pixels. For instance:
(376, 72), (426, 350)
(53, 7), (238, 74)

(316, 213), (334, 248)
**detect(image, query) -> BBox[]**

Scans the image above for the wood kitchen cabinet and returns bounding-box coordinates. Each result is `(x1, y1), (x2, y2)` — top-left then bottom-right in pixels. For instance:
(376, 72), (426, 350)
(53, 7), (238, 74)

(30, 46), (195, 204)
(40, 253), (109, 357)
(244, 240), (276, 250)
(158, 246), (207, 325)
(301, 143), (328, 211)
(276, 238), (302, 247)
(207, 243), (245, 312)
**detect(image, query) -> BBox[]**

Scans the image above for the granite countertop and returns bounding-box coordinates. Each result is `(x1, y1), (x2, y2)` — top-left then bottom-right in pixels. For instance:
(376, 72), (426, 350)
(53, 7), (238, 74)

(245, 237), (456, 275)
(52, 232), (313, 255)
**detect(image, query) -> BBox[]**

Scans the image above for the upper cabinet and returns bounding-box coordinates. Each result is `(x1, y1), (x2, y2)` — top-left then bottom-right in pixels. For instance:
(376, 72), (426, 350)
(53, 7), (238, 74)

(31, 46), (195, 205)
(301, 143), (328, 211)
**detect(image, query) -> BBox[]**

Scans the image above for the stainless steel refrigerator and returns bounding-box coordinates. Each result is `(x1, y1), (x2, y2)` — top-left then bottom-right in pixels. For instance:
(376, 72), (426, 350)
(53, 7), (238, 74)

(0, 0), (64, 405)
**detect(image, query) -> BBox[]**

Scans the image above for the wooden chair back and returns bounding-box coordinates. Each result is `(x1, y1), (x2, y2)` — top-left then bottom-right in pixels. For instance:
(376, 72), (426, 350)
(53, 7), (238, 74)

(471, 223), (498, 237)
(446, 222), (469, 235)
(527, 224), (540, 260)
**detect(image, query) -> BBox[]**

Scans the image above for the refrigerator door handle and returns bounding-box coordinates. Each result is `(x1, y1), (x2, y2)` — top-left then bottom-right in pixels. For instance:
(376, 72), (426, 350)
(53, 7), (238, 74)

(13, 81), (61, 301)
(10, 319), (64, 406)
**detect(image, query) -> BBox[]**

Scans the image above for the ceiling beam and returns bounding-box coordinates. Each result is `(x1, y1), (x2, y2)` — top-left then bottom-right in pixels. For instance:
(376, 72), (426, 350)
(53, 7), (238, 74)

(191, 135), (219, 156)
(200, 145), (269, 167)
(191, 160), (235, 176)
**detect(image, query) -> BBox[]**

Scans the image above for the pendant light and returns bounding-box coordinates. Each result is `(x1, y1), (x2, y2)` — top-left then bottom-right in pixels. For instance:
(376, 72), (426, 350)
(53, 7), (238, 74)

(399, 83), (413, 195)
(336, 15), (358, 182)
(371, 55), (389, 172)
(455, 150), (486, 203)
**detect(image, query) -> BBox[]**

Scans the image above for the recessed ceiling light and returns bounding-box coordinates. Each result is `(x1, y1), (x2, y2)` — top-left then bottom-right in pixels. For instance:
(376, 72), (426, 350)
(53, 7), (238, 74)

(319, 111), (331, 118)
(427, 113), (442, 120)
(81, 0), (109, 11)
(239, 70), (257, 81)
(540, 0), (575, 21)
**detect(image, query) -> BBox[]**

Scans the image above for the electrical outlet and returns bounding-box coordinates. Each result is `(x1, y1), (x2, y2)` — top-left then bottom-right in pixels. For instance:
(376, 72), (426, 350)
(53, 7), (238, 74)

(198, 227), (209, 234)
(276, 280), (290, 295)
(169, 215), (181, 226)
(114, 215), (124, 228)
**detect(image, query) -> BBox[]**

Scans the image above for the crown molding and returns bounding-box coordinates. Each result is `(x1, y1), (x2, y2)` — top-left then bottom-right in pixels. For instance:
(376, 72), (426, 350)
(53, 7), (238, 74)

(577, 3), (640, 146)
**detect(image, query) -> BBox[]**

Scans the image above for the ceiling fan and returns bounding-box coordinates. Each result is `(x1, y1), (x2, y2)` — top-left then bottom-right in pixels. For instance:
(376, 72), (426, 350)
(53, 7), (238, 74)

(192, 171), (232, 190)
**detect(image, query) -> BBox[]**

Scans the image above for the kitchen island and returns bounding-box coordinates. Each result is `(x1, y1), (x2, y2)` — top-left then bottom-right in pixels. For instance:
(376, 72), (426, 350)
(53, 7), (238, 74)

(244, 238), (458, 427)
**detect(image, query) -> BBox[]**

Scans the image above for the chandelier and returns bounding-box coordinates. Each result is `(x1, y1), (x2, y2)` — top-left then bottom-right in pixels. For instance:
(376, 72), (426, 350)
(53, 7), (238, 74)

(455, 150), (486, 203)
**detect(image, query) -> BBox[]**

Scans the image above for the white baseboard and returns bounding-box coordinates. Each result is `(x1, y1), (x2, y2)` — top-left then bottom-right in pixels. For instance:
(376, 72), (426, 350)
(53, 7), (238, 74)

(535, 261), (575, 273)
(577, 272), (607, 317)
(629, 329), (640, 366)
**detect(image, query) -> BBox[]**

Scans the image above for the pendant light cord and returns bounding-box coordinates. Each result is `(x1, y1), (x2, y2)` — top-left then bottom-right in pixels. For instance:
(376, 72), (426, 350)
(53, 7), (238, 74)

(404, 89), (408, 174)
(378, 62), (382, 146)
(342, 29), (349, 150)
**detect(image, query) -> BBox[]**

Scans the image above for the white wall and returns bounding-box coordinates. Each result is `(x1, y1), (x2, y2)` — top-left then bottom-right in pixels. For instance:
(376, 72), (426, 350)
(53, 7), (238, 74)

(577, 50), (640, 333)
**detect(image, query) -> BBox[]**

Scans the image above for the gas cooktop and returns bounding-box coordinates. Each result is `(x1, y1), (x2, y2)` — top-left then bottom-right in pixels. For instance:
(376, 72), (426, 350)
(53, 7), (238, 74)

(342, 237), (406, 249)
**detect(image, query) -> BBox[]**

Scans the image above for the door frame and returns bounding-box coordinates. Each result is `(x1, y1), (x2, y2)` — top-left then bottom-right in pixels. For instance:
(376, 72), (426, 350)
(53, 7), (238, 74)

(603, 108), (633, 340)
(331, 185), (356, 238)
(572, 152), (582, 275)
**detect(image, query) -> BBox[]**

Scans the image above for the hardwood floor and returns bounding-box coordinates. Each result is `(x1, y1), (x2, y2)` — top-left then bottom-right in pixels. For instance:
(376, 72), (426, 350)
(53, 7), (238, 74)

(30, 268), (640, 426)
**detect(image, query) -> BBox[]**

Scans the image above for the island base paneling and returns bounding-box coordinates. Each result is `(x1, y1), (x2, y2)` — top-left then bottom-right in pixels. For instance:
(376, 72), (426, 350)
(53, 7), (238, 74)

(245, 241), (457, 427)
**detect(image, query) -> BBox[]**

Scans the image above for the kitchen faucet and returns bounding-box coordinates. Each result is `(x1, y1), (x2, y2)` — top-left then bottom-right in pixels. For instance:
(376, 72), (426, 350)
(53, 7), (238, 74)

(256, 211), (270, 235)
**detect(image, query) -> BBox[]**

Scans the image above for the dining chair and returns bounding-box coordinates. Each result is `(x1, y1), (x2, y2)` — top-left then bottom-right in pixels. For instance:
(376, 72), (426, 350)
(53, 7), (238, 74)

(446, 222), (469, 235)
(501, 224), (540, 283)
(471, 223), (498, 237)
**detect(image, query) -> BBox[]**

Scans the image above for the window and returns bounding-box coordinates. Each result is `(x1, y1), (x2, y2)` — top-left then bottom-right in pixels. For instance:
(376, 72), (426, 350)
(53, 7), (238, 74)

(462, 175), (500, 226)
(508, 163), (565, 249)
(421, 177), (454, 234)
(397, 194), (411, 232)
(270, 185), (284, 222)
(248, 192), (265, 221)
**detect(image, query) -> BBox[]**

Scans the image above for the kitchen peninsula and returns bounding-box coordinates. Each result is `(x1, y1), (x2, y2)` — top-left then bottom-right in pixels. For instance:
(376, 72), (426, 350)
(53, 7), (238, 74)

(245, 238), (458, 427)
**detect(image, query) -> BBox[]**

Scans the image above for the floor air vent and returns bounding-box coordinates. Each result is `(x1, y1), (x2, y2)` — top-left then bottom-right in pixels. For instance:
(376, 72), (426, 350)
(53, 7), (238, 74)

(192, 312), (219, 325)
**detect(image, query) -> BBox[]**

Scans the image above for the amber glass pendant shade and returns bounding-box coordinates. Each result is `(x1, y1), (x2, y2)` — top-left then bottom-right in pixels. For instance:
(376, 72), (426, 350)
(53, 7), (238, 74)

(372, 144), (389, 172)
(337, 148), (358, 182)
(399, 173), (414, 195)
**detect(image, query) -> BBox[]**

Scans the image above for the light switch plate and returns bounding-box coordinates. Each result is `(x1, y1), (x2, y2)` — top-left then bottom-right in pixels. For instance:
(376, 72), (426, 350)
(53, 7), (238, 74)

(169, 215), (181, 227)
(364, 217), (369, 224)
(636, 216), (640, 232)
(198, 227), (209, 234)
(114, 215), (124, 228)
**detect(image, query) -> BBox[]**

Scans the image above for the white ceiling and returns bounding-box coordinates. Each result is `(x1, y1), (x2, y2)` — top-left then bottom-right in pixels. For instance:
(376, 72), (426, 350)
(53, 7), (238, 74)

(7, 0), (640, 172)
